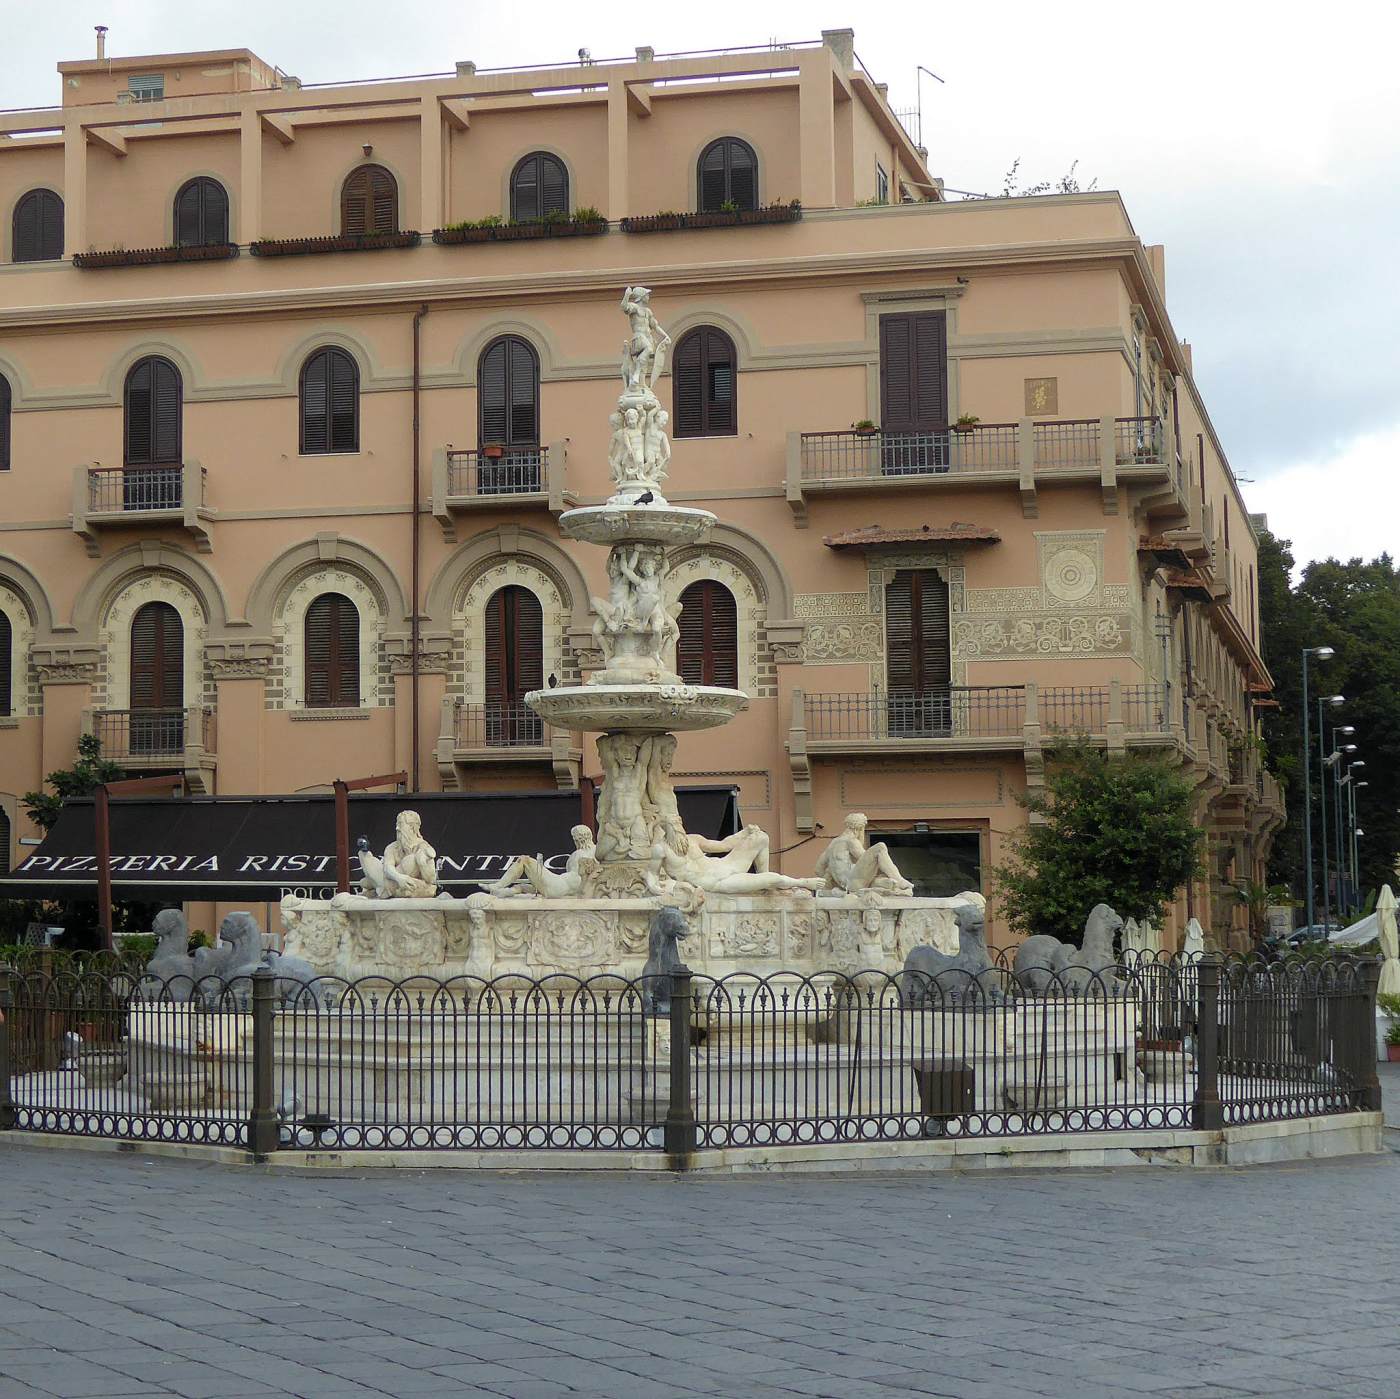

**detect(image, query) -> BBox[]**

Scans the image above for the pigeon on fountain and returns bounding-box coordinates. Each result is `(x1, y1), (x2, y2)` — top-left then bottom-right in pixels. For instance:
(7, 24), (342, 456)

(636, 490), (654, 505)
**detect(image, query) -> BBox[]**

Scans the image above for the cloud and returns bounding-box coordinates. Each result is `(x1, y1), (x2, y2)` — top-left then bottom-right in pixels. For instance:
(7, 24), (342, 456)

(1248, 423), (1400, 567)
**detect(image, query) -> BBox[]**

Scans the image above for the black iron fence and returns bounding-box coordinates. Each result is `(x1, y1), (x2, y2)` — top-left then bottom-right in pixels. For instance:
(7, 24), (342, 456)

(0, 955), (1379, 1161)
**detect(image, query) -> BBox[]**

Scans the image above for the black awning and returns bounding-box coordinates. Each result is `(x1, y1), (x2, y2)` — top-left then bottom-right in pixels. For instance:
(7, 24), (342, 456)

(1, 787), (741, 903)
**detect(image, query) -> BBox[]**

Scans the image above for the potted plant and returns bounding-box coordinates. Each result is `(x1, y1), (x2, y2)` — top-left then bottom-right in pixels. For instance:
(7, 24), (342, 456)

(1379, 993), (1400, 1061)
(482, 443), (506, 460)
(852, 419), (878, 436)
(953, 413), (980, 433)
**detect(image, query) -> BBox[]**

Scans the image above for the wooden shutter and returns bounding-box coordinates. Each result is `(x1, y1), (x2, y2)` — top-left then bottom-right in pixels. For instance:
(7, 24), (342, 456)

(885, 570), (950, 693)
(0, 608), (11, 717)
(478, 336), (539, 448)
(0, 805), (9, 877)
(131, 601), (183, 710)
(879, 312), (947, 434)
(511, 153), (569, 221)
(300, 348), (359, 453)
(698, 138), (757, 211)
(341, 165), (398, 236)
(174, 177), (229, 247)
(0, 374), (10, 472)
(672, 327), (737, 438)
(677, 580), (738, 688)
(13, 189), (63, 262)
(484, 586), (543, 706)
(305, 593), (359, 708)
(125, 357), (182, 466)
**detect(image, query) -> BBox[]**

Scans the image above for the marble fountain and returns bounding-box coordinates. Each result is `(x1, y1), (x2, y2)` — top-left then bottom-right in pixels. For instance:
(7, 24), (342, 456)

(109, 290), (1144, 1140)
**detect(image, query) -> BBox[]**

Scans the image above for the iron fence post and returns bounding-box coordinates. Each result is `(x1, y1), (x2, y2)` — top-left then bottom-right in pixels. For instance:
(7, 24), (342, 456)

(1193, 953), (1223, 1131)
(247, 969), (279, 1158)
(0, 970), (14, 1130)
(663, 964), (696, 1164)
(1357, 958), (1383, 1112)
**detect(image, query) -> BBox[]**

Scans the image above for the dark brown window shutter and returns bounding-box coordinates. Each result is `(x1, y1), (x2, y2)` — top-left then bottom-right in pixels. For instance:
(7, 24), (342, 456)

(510, 152), (569, 221)
(879, 312), (947, 433)
(484, 586), (544, 705)
(300, 348), (359, 453)
(131, 601), (183, 710)
(884, 570), (950, 693)
(478, 336), (539, 448)
(13, 189), (63, 262)
(672, 327), (737, 438)
(341, 164), (398, 236)
(0, 374), (10, 472)
(697, 138), (758, 212)
(0, 804), (9, 876)
(305, 593), (359, 708)
(677, 580), (738, 688)
(173, 177), (229, 247)
(0, 608), (11, 717)
(124, 357), (182, 466)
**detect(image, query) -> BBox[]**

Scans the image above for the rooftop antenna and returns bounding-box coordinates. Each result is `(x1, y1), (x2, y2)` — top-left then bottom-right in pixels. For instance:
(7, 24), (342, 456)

(913, 63), (944, 151)
(95, 24), (108, 60)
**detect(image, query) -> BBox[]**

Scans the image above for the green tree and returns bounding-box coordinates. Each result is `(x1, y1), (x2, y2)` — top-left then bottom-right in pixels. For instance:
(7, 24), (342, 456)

(22, 733), (123, 832)
(993, 743), (1204, 943)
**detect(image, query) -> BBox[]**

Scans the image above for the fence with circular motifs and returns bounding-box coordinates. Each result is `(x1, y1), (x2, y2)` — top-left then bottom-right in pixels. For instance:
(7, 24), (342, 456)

(0, 953), (1380, 1160)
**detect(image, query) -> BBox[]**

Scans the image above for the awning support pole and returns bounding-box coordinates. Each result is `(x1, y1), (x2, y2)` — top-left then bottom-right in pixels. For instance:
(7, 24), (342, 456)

(95, 774), (185, 951)
(333, 772), (409, 894)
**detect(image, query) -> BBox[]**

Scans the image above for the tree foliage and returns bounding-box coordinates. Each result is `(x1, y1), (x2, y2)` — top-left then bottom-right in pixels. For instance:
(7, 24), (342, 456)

(22, 733), (123, 833)
(1256, 529), (1400, 910)
(993, 743), (1204, 943)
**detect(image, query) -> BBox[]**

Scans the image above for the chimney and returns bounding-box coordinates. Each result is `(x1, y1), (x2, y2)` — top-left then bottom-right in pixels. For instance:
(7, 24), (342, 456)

(95, 25), (108, 60)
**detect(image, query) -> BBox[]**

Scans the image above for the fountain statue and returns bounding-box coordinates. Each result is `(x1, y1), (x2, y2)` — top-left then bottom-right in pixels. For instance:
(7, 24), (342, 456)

(279, 286), (979, 983)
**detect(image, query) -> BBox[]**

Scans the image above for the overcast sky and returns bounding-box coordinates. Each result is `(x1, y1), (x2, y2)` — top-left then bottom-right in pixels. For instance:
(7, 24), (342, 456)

(6, 3), (1395, 568)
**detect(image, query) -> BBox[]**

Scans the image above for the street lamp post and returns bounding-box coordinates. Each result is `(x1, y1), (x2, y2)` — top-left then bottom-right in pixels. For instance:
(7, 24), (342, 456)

(1352, 778), (1369, 902)
(1301, 647), (1334, 938)
(1329, 723), (1356, 919)
(1316, 695), (1345, 934)
(1340, 761), (1365, 918)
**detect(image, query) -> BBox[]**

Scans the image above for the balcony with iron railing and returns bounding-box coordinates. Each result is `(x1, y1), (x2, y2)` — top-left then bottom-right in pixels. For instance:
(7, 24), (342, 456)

(430, 442), (573, 537)
(435, 698), (581, 790)
(81, 706), (217, 792)
(71, 461), (213, 555)
(785, 415), (1180, 523)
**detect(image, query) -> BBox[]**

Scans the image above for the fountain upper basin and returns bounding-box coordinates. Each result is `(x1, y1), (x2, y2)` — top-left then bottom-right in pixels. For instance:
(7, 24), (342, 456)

(559, 503), (716, 546)
(526, 682), (748, 733)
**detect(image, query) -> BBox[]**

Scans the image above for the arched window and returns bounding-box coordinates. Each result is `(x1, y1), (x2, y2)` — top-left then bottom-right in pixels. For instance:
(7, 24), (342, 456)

(124, 356), (183, 466)
(12, 189), (63, 262)
(672, 326), (737, 438)
(173, 177), (229, 247)
(677, 580), (738, 688)
(299, 348), (359, 454)
(130, 600), (183, 754)
(697, 137), (757, 212)
(885, 568), (951, 737)
(340, 164), (398, 236)
(0, 608), (11, 717)
(304, 593), (359, 708)
(484, 585), (544, 745)
(510, 152), (569, 222)
(0, 374), (11, 472)
(478, 335), (540, 451)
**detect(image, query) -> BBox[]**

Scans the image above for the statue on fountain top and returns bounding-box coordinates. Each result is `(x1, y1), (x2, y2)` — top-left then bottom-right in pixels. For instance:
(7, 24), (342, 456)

(356, 810), (440, 900)
(620, 285), (671, 396)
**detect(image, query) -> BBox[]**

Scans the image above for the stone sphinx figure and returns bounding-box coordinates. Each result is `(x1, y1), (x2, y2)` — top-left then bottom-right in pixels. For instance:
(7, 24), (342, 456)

(484, 825), (599, 899)
(641, 906), (689, 1016)
(196, 912), (323, 1005)
(901, 903), (999, 1006)
(816, 813), (915, 898)
(142, 908), (198, 1000)
(1014, 903), (1124, 995)
(356, 810), (439, 899)
(647, 826), (823, 898)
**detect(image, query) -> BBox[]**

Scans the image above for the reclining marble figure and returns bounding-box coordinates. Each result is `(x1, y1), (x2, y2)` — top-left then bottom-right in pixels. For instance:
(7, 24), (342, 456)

(816, 813), (915, 897)
(356, 810), (440, 899)
(647, 825), (823, 897)
(484, 825), (599, 899)
(1014, 903), (1124, 995)
(901, 903), (1000, 1005)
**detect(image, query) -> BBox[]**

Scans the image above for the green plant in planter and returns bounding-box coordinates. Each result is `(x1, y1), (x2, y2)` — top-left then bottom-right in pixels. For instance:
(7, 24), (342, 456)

(719, 199), (740, 214)
(542, 208), (570, 225)
(572, 206), (603, 224)
(852, 419), (877, 433)
(954, 413), (981, 430)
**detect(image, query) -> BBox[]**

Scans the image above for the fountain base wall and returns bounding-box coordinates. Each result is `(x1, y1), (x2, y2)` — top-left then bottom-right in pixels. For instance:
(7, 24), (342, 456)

(280, 891), (971, 984)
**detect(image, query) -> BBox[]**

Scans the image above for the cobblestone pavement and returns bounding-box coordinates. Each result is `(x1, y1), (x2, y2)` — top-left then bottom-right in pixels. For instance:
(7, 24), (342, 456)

(2, 1142), (1399, 1399)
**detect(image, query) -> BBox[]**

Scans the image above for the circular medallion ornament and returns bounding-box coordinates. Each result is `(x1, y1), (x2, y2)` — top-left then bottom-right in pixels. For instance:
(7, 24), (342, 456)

(1045, 547), (1098, 602)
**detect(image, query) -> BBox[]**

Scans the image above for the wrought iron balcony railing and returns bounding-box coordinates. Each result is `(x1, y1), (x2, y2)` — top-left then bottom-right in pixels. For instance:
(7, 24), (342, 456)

(454, 701), (547, 750)
(446, 447), (549, 498)
(88, 707), (216, 761)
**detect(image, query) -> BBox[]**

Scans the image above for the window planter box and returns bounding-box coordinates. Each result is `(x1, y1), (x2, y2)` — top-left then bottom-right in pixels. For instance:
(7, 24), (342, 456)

(72, 243), (240, 269)
(432, 219), (608, 245)
(249, 230), (421, 258)
(620, 203), (802, 234)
